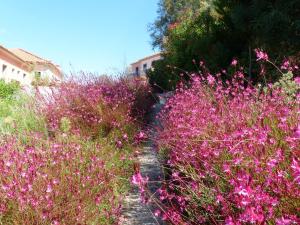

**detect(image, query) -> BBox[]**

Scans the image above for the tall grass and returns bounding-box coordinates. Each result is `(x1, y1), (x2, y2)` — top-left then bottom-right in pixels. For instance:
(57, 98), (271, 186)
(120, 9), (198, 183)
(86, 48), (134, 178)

(0, 94), (48, 136)
(0, 79), (20, 99)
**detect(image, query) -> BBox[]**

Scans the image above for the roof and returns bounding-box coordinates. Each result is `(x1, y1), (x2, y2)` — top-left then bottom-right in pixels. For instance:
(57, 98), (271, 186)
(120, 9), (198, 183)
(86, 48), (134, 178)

(9, 48), (62, 78)
(131, 52), (162, 65)
(10, 48), (50, 63)
(0, 45), (31, 71)
(1, 46), (27, 62)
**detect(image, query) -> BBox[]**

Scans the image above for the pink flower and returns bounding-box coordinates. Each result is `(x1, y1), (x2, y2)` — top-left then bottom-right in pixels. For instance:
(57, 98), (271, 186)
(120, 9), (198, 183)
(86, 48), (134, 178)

(281, 59), (290, 70)
(116, 140), (123, 149)
(137, 131), (147, 140)
(52, 220), (60, 225)
(207, 74), (216, 85)
(255, 49), (269, 61)
(123, 133), (128, 140)
(154, 209), (161, 217)
(294, 124), (300, 139)
(131, 172), (148, 186)
(53, 179), (59, 185)
(46, 184), (53, 193)
(95, 196), (101, 205)
(225, 216), (235, 225)
(276, 217), (293, 225)
(231, 59), (238, 66)
(5, 160), (12, 167)
(291, 158), (300, 185)
(237, 188), (249, 197)
(294, 77), (300, 86)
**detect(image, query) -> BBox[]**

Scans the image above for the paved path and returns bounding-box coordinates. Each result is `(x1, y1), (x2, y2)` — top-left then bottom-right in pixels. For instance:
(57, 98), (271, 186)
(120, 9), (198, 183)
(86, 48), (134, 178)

(119, 96), (166, 225)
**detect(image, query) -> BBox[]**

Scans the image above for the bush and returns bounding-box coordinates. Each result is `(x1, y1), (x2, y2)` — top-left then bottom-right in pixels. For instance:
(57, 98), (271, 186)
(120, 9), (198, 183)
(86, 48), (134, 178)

(147, 59), (180, 92)
(40, 76), (153, 138)
(0, 79), (20, 99)
(140, 60), (300, 224)
(0, 135), (133, 224)
(0, 75), (153, 224)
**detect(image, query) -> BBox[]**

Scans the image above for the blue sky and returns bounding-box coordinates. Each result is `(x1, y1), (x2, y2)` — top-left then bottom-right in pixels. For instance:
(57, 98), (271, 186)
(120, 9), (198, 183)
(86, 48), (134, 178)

(0, 0), (159, 75)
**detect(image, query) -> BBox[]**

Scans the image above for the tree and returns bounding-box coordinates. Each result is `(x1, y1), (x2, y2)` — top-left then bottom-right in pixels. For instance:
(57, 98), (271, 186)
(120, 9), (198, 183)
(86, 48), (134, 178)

(148, 0), (208, 49)
(148, 0), (300, 91)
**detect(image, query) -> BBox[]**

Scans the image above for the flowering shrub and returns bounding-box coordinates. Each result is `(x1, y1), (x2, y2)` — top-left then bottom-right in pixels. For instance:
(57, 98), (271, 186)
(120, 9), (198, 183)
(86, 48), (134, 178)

(40, 77), (152, 138)
(0, 76), (153, 224)
(0, 135), (132, 224)
(150, 60), (300, 224)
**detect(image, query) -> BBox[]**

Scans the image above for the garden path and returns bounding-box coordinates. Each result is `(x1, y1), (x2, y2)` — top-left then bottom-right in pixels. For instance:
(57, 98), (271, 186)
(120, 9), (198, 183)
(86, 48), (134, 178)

(119, 94), (167, 225)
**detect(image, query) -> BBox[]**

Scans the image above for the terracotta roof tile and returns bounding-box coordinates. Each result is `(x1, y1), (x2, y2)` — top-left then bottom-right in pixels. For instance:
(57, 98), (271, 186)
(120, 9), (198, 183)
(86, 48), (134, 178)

(9, 48), (48, 63)
(9, 48), (62, 78)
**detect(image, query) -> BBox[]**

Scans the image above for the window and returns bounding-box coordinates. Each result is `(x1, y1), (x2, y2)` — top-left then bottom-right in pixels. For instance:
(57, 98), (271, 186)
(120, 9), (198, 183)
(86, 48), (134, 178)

(143, 63), (147, 72)
(35, 71), (41, 79)
(2, 64), (7, 73)
(12, 68), (15, 73)
(23, 73), (26, 78)
(17, 71), (20, 74)
(135, 67), (139, 76)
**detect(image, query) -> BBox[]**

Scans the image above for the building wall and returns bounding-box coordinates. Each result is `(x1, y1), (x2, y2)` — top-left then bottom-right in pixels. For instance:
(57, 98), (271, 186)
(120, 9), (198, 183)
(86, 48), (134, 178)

(0, 58), (32, 86)
(0, 46), (62, 87)
(131, 54), (162, 77)
(33, 64), (62, 81)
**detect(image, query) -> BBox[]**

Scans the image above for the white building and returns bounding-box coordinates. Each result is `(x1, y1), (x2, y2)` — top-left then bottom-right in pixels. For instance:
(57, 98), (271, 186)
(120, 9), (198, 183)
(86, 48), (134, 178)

(9, 48), (62, 83)
(0, 45), (32, 85)
(130, 53), (162, 77)
(0, 45), (62, 86)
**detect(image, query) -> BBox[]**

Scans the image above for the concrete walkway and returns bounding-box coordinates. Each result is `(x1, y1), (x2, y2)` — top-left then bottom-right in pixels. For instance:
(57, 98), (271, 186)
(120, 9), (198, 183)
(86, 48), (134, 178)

(119, 96), (166, 225)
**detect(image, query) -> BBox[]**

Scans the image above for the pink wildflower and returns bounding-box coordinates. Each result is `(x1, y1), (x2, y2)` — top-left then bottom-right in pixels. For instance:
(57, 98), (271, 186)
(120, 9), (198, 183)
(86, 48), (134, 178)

(154, 209), (161, 217)
(123, 133), (128, 141)
(294, 77), (300, 86)
(275, 217), (293, 225)
(46, 184), (53, 193)
(255, 49), (269, 61)
(281, 59), (290, 70)
(131, 172), (147, 186)
(5, 160), (12, 167)
(137, 131), (147, 140)
(52, 220), (60, 225)
(116, 140), (123, 149)
(207, 74), (216, 85)
(231, 59), (238, 66)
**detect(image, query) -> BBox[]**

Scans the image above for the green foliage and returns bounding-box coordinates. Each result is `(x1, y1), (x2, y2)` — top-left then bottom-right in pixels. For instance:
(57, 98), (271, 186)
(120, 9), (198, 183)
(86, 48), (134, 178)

(272, 72), (300, 100)
(0, 94), (47, 136)
(60, 117), (72, 133)
(148, 0), (300, 90)
(146, 58), (180, 91)
(0, 79), (20, 99)
(31, 75), (52, 87)
(149, 0), (213, 49)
